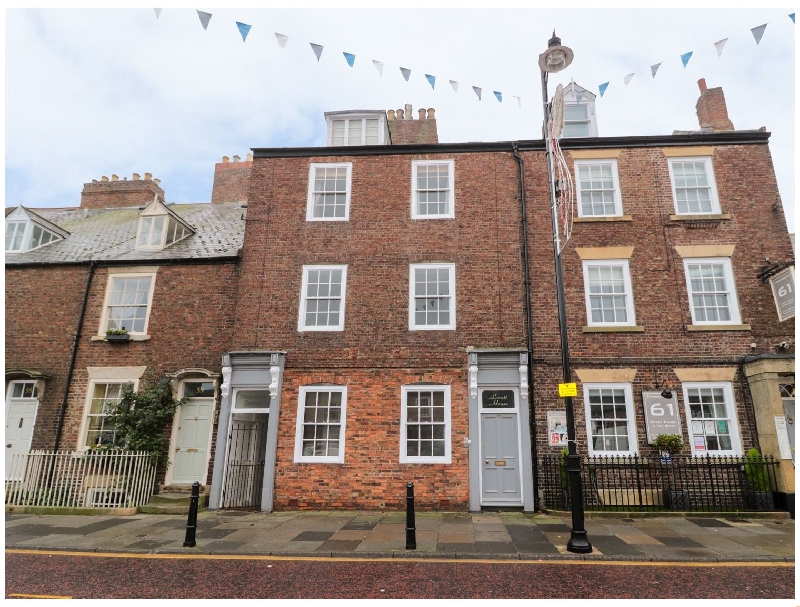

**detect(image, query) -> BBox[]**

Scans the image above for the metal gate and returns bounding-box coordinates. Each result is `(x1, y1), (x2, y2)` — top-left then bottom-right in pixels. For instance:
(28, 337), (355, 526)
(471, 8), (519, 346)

(221, 414), (268, 509)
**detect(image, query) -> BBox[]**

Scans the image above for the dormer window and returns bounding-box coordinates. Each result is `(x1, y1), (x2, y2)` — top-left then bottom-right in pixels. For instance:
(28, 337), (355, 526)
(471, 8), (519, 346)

(4, 206), (67, 253)
(325, 111), (387, 146)
(562, 82), (598, 138)
(135, 199), (193, 251)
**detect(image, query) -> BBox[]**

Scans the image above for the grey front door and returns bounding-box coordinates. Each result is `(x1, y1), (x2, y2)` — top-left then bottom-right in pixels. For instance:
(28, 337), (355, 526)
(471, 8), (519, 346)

(480, 398), (522, 505)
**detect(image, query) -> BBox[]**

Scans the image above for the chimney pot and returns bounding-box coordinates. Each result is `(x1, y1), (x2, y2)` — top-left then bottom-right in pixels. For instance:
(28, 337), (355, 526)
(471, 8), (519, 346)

(144, 172), (152, 180)
(154, 178), (161, 185)
(698, 78), (707, 93)
(246, 153), (253, 162)
(427, 108), (436, 120)
(387, 109), (396, 120)
(397, 108), (405, 119)
(101, 176), (109, 182)
(111, 174), (119, 182)
(222, 156), (230, 163)
(233, 155), (241, 162)
(132, 173), (140, 181)
(405, 103), (412, 119)
(92, 179), (98, 184)
(418, 108), (426, 120)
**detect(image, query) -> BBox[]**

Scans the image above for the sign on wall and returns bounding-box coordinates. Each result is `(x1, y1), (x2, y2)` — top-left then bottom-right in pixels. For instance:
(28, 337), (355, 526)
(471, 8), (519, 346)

(547, 411), (568, 446)
(642, 391), (682, 443)
(770, 266), (795, 321)
(481, 390), (515, 408)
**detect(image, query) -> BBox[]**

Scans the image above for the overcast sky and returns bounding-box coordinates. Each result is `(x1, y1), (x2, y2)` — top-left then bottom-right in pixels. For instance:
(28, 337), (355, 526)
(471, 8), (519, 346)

(4, 6), (796, 232)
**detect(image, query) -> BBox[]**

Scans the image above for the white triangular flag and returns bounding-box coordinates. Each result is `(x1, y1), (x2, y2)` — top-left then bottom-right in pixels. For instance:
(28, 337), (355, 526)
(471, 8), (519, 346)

(650, 63), (661, 78)
(196, 10), (211, 30)
(751, 24), (767, 45)
(714, 38), (728, 57)
(310, 43), (324, 62)
(400, 67), (411, 81)
(275, 33), (288, 48)
(449, 80), (459, 93)
(513, 96), (521, 107)
(153, 8), (162, 18)
(372, 60), (384, 76)
(624, 73), (634, 87)
(472, 86), (482, 100)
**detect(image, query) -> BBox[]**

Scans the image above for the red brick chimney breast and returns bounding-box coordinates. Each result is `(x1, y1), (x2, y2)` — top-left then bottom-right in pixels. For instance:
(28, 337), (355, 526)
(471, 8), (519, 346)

(695, 78), (734, 131)
(80, 173), (165, 209)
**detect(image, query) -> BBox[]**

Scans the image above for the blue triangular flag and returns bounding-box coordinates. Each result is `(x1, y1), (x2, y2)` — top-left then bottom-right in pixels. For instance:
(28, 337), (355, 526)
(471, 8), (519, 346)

(197, 10), (212, 30)
(598, 82), (609, 97)
(400, 67), (411, 81)
(790, 13), (795, 23)
(236, 22), (251, 42)
(310, 43), (324, 62)
(651, 63), (661, 78)
(472, 86), (482, 100)
(425, 74), (436, 89)
(343, 52), (355, 67)
(680, 51), (693, 68)
(751, 23), (767, 45)
(493, 91), (502, 102)
(154, 8), (162, 18)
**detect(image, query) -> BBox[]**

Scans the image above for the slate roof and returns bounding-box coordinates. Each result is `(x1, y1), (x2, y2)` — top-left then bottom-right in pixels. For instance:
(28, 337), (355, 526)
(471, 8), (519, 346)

(5, 203), (245, 265)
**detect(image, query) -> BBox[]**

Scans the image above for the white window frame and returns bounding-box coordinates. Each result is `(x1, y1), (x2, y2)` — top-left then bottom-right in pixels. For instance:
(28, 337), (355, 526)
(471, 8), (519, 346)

(582, 259), (636, 326)
(409, 263), (456, 331)
(574, 159), (622, 217)
(583, 382), (638, 456)
(681, 382), (742, 456)
(668, 157), (721, 215)
(99, 272), (157, 336)
(5, 217), (61, 253)
(327, 117), (385, 146)
(306, 163), (352, 222)
(411, 160), (455, 219)
(6, 380), (39, 400)
(400, 385), (452, 464)
(298, 265), (348, 332)
(294, 386), (348, 463)
(683, 258), (741, 325)
(79, 379), (137, 449)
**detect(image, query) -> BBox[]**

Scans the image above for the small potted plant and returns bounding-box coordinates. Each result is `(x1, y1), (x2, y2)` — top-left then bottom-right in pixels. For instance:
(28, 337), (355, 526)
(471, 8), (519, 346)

(653, 434), (688, 510)
(105, 327), (130, 342)
(743, 448), (774, 511)
(653, 434), (683, 461)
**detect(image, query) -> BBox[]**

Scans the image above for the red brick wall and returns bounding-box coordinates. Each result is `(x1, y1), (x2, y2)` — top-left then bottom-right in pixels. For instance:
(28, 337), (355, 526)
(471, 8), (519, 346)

(387, 117), (439, 144)
(80, 180), (165, 209)
(211, 160), (253, 204)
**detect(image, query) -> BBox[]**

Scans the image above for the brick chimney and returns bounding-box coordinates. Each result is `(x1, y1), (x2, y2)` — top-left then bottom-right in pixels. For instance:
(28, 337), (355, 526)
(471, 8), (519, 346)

(386, 106), (439, 144)
(695, 79), (734, 131)
(80, 173), (165, 209)
(211, 153), (253, 204)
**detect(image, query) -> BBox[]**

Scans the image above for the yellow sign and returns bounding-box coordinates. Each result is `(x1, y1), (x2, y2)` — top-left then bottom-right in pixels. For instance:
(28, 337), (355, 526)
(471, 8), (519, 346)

(558, 383), (577, 398)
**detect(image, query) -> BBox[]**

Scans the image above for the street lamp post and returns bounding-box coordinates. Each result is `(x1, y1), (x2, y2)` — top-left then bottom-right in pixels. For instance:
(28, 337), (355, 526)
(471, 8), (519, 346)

(538, 31), (592, 554)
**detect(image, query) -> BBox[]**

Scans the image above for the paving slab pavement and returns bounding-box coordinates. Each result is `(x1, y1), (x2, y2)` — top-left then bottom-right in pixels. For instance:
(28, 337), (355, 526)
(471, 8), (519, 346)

(5, 510), (794, 562)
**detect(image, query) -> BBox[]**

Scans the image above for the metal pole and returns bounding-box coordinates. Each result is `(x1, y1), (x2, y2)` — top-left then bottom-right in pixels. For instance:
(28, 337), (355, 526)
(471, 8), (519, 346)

(405, 482), (416, 550)
(541, 68), (592, 554)
(183, 481), (200, 547)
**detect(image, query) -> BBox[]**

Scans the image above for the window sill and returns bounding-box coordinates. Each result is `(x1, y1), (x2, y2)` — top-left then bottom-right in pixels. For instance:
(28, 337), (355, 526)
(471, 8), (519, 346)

(685, 324), (751, 332)
(583, 326), (644, 333)
(574, 215), (632, 223)
(91, 335), (152, 342)
(670, 213), (731, 221)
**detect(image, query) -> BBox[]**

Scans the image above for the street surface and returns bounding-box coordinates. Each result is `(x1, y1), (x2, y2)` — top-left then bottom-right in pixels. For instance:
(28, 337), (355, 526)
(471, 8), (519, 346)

(5, 550), (794, 600)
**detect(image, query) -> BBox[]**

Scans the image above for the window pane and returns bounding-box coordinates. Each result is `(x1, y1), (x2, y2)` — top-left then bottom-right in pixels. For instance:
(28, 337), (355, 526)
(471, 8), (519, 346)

(299, 389), (344, 459)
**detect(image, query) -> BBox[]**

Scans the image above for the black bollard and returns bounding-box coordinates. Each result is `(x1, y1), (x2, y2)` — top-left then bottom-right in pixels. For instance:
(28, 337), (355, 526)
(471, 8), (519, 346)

(183, 481), (200, 547)
(405, 482), (416, 550)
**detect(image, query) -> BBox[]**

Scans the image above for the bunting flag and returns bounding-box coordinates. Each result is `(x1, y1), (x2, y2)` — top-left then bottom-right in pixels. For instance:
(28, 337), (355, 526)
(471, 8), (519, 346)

(153, 8), (162, 18)
(425, 74), (436, 89)
(236, 22), (251, 42)
(310, 43), (324, 61)
(650, 63), (661, 78)
(372, 60), (383, 76)
(791, 13), (795, 23)
(197, 10), (212, 30)
(275, 33), (288, 48)
(624, 73), (634, 87)
(449, 80), (459, 93)
(400, 67), (411, 81)
(513, 96), (521, 107)
(472, 86), (482, 100)
(598, 82), (609, 97)
(493, 91), (502, 102)
(714, 38), (728, 57)
(343, 52), (355, 67)
(680, 51), (693, 67)
(751, 23), (767, 44)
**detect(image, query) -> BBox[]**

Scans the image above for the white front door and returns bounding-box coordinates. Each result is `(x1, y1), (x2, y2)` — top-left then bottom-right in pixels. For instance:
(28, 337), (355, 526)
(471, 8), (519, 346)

(5, 392), (39, 479)
(171, 380), (215, 485)
(479, 388), (523, 505)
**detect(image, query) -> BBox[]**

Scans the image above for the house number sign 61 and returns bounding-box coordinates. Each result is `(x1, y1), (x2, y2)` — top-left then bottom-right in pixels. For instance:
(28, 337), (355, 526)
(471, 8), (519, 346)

(642, 391), (682, 444)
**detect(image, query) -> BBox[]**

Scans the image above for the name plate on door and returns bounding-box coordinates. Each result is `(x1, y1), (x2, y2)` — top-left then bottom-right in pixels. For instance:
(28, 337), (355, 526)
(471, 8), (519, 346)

(482, 390), (514, 408)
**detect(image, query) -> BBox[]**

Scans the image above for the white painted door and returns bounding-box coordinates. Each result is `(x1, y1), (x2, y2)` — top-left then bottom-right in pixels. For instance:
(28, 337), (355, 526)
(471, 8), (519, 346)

(480, 412), (522, 504)
(172, 397), (214, 485)
(5, 399), (39, 479)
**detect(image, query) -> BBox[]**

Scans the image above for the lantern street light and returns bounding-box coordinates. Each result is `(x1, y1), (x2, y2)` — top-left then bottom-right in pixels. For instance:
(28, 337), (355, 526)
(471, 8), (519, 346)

(538, 31), (592, 554)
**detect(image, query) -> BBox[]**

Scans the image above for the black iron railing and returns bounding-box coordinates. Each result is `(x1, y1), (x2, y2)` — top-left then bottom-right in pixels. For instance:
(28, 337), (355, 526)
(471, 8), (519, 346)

(539, 454), (780, 512)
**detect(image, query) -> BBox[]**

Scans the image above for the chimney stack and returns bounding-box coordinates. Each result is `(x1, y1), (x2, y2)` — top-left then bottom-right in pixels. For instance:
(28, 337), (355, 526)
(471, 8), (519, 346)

(211, 153), (253, 204)
(386, 105), (439, 144)
(81, 172), (165, 209)
(695, 78), (734, 131)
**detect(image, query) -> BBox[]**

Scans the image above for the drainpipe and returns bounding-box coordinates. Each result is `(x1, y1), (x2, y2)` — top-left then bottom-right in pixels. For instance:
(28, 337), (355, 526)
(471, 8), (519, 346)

(52, 260), (96, 452)
(512, 142), (539, 507)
